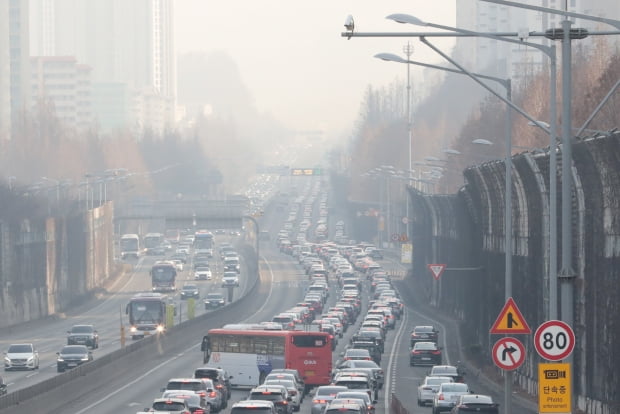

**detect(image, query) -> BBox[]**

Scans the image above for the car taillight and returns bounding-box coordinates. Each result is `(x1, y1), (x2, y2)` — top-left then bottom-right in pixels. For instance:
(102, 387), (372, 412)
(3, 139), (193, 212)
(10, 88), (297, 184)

(432, 350), (441, 355)
(208, 391), (217, 398)
(216, 384), (223, 389)
(313, 399), (327, 404)
(411, 351), (421, 354)
(438, 393), (445, 400)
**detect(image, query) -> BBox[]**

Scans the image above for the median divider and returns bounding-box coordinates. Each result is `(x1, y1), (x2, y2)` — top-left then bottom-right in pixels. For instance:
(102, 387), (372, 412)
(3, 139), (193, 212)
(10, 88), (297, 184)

(0, 244), (262, 412)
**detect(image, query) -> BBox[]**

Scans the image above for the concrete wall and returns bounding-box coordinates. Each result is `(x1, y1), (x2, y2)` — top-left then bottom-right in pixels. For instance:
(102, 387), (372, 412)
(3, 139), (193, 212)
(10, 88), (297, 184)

(408, 131), (620, 413)
(0, 202), (116, 328)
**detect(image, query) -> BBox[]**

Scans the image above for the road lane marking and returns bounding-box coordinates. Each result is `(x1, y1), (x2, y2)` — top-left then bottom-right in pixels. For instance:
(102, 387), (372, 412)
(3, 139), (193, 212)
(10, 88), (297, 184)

(74, 253), (275, 413)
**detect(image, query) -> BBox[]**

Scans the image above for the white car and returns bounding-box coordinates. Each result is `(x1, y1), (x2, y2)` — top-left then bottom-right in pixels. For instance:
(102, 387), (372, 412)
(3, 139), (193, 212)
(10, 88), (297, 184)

(171, 259), (184, 271)
(194, 266), (212, 280)
(222, 272), (239, 287)
(417, 376), (453, 406)
(4, 343), (39, 371)
(432, 382), (471, 412)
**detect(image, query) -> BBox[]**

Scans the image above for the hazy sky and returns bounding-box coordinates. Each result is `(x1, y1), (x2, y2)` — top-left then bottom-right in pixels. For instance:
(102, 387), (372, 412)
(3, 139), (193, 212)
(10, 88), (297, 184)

(175, 1), (456, 138)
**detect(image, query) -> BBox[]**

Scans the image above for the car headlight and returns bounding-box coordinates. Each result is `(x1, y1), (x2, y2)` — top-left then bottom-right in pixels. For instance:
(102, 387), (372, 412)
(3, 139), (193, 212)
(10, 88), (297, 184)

(130, 326), (137, 332)
(4, 357), (10, 363)
(156, 325), (165, 332)
(57, 357), (64, 362)
(81, 356), (89, 361)
(27, 356), (34, 362)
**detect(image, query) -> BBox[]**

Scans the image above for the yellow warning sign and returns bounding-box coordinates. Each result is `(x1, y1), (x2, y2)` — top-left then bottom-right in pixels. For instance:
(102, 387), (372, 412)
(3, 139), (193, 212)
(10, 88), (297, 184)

(490, 297), (531, 334)
(539, 363), (571, 413)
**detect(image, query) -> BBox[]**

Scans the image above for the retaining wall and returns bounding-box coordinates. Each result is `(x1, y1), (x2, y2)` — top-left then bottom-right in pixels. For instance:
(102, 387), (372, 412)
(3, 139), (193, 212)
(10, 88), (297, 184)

(0, 203), (115, 328)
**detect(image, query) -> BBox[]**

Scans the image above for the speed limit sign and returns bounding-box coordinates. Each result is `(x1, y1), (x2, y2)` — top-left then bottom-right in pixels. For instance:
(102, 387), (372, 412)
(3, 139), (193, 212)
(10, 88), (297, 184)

(534, 320), (575, 361)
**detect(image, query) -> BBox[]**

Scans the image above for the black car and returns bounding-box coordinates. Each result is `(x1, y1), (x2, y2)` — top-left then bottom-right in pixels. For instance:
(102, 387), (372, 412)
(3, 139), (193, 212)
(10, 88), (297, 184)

(409, 341), (442, 366)
(170, 252), (188, 264)
(67, 324), (99, 349)
(351, 340), (382, 364)
(194, 366), (232, 402)
(180, 284), (200, 299)
(248, 385), (293, 414)
(56, 345), (93, 372)
(410, 325), (438, 347)
(451, 394), (499, 413)
(204, 293), (226, 309)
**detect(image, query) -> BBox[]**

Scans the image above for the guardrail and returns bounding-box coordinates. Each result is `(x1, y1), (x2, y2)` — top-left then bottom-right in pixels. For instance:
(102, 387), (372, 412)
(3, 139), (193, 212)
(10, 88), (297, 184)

(0, 243), (261, 411)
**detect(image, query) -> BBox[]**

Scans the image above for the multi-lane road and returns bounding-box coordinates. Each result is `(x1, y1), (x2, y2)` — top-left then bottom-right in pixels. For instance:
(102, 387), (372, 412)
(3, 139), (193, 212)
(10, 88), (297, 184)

(0, 201), (538, 414)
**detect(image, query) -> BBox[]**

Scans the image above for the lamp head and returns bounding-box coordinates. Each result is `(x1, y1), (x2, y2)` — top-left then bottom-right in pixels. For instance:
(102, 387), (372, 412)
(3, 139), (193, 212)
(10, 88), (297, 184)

(472, 139), (493, 146)
(374, 53), (407, 63)
(344, 15), (355, 38)
(386, 13), (427, 26)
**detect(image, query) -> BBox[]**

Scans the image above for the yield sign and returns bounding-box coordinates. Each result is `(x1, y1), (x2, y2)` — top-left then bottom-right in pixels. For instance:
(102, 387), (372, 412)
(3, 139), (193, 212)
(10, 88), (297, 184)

(427, 264), (446, 280)
(490, 297), (531, 334)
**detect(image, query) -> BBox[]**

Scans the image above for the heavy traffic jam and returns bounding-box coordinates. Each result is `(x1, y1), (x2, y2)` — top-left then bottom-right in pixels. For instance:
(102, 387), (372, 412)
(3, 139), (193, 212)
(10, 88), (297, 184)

(130, 179), (499, 414)
(0, 177), (501, 414)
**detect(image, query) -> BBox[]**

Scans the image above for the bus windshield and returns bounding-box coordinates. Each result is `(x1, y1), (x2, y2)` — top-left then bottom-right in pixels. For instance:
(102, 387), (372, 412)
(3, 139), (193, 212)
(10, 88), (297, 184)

(120, 236), (139, 251)
(144, 233), (163, 248)
(129, 300), (164, 324)
(152, 266), (175, 282)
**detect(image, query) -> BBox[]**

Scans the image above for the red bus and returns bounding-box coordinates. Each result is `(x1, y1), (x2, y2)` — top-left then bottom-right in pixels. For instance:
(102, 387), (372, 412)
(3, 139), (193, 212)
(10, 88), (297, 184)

(201, 328), (332, 390)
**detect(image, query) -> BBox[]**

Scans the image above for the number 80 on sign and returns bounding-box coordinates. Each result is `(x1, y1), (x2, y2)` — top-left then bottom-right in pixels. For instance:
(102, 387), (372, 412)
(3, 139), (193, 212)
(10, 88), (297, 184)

(534, 320), (575, 361)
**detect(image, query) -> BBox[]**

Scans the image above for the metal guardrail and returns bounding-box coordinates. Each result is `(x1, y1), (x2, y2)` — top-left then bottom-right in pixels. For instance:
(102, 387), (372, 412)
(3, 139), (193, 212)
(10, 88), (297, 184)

(0, 244), (261, 411)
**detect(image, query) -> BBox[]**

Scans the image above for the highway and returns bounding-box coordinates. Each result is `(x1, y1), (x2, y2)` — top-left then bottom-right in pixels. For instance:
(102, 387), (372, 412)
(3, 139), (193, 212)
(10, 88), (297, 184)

(0, 235), (250, 395)
(0, 176), (539, 414)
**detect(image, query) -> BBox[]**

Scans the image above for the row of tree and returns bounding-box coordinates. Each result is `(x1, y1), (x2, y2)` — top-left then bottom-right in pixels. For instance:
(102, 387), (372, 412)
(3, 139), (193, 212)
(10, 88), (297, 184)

(345, 39), (620, 201)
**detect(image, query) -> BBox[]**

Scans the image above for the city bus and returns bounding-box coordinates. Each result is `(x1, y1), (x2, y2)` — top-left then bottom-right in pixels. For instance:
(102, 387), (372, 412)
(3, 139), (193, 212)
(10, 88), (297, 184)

(125, 293), (169, 339)
(144, 232), (164, 255)
(151, 261), (177, 292)
(194, 230), (214, 257)
(120, 233), (140, 259)
(201, 328), (332, 390)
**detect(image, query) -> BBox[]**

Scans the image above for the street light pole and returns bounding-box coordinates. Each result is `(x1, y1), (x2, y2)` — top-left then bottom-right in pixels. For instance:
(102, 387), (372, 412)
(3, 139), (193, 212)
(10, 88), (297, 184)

(404, 42), (413, 239)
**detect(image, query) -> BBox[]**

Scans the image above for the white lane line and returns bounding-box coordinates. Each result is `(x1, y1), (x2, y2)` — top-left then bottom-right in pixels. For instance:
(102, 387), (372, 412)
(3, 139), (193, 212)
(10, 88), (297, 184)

(74, 349), (187, 414)
(74, 258), (147, 318)
(74, 254), (275, 412)
(383, 306), (409, 414)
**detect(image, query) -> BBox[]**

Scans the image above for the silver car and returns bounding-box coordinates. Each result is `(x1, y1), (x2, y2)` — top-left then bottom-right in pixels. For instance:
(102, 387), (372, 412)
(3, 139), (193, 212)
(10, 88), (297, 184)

(4, 343), (39, 371)
(417, 376), (453, 406)
(310, 385), (348, 414)
(432, 382), (471, 413)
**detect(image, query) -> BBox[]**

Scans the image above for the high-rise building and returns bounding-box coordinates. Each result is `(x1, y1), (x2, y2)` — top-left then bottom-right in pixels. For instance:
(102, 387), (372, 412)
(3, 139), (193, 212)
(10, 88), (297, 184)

(455, 0), (619, 84)
(0, 1), (11, 138)
(30, 0), (175, 133)
(30, 56), (92, 130)
(0, 0), (31, 138)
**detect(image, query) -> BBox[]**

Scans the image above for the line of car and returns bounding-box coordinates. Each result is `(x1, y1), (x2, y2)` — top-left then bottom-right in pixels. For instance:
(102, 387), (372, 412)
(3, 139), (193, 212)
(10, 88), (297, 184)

(409, 324), (500, 412)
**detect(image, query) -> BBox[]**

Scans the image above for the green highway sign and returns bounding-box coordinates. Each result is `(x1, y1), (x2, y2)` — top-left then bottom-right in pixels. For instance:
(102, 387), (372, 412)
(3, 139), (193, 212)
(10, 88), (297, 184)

(290, 168), (322, 176)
